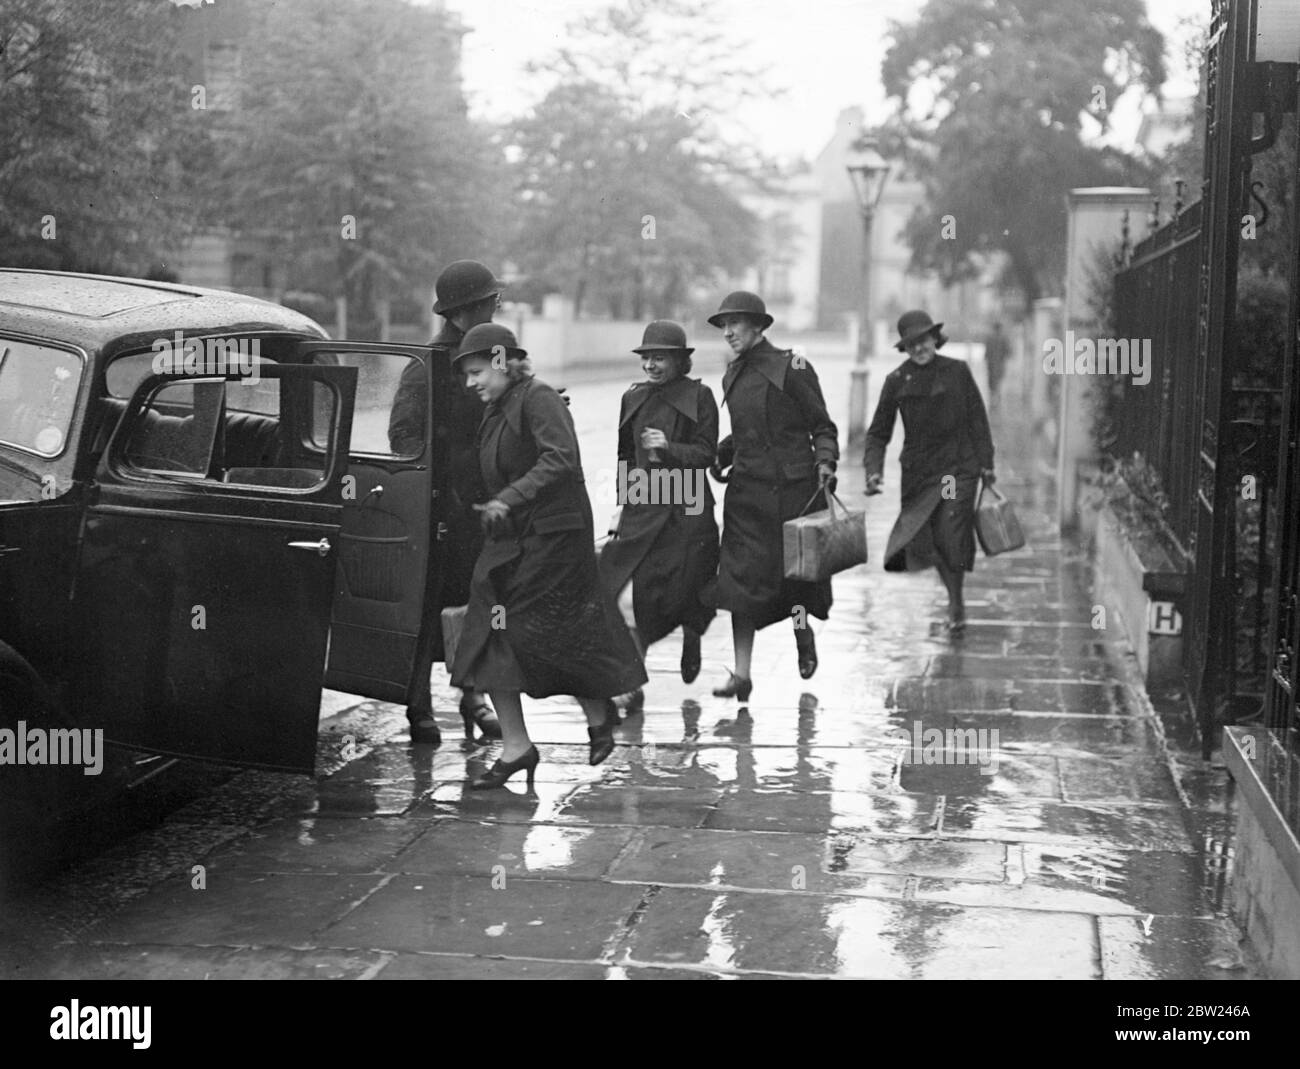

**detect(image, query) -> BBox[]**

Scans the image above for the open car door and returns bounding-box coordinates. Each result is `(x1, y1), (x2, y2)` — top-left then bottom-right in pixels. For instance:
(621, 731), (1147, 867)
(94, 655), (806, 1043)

(71, 362), (356, 773)
(291, 341), (446, 704)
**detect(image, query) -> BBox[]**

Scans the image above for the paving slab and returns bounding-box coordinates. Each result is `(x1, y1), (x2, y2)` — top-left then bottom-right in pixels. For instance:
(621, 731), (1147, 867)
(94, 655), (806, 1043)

(620, 886), (1098, 979)
(84, 872), (388, 948)
(321, 873), (646, 958)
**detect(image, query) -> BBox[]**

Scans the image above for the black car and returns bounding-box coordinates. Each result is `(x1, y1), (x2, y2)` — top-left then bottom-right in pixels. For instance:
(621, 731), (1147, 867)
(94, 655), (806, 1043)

(0, 270), (454, 872)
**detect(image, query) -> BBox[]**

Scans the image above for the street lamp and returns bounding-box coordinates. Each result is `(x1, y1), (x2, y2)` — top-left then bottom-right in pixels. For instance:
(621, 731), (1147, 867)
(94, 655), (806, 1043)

(845, 135), (890, 449)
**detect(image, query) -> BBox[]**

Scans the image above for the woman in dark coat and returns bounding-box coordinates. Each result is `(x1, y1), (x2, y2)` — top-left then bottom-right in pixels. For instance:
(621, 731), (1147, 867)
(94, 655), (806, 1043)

(599, 320), (719, 700)
(449, 324), (646, 788)
(709, 291), (839, 701)
(387, 260), (503, 745)
(864, 310), (996, 636)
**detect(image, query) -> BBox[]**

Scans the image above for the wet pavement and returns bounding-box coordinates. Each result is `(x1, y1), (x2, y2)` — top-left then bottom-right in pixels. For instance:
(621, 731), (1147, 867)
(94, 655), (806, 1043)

(1, 346), (1262, 979)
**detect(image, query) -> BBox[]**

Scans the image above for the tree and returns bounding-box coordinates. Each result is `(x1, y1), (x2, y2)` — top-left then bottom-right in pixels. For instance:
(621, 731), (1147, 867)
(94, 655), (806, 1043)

(507, 0), (786, 318)
(215, 0), (503, 337)
(0, 0), (213, 274)
(881, 0), (1166, 308)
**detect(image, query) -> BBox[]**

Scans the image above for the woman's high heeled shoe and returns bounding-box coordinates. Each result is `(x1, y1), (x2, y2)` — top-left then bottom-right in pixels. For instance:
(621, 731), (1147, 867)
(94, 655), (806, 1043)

(795, 628), (818, 680)
(680, 629), (701, 683)
(712, 671), (752, 702)
(469, 745), (540, 790)
(460, 693), (502, 742)
(588, 707), (620, 766)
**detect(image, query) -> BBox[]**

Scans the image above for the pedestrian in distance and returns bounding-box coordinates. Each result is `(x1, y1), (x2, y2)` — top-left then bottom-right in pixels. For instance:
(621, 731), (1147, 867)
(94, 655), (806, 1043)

(388, 260), (505, 746)
(599, 320), (720, 708)
(449, 324), (647, 789)
(983, 320), (1010, 408)
(864, 310), (996, 637)
(708, 291), (839, 703)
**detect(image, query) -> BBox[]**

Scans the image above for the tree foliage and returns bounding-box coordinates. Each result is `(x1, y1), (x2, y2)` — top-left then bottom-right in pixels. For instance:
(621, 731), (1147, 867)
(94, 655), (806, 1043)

(0, 0), (211, 274)
(881, 0), (1166, 307)
(216, 0), (502, 336)
(508, 0), (786, 318)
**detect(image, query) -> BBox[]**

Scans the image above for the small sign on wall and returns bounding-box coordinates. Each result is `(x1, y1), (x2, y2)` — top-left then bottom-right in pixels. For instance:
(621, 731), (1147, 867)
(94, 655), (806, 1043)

(1148, 601), (1183, 636)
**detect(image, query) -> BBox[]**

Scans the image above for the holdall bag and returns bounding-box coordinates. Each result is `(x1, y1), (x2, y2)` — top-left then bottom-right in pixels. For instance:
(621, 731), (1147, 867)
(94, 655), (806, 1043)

(974, 482), (1026, 556)
(783, 487), (868, 581)
(441, 604), (468, 667)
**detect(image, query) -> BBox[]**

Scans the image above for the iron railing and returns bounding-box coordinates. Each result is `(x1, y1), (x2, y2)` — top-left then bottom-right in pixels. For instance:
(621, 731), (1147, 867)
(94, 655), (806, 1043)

(1111, 199), (1203, 561)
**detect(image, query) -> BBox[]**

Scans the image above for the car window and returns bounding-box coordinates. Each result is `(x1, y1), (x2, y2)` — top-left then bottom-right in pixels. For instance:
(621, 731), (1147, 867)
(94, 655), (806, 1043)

(120, 374), (342, 492)
(123, 379), (222, 475)
(0, 339), (83, 457)
(307, 350), (424, 458)
(106, 348), (281, 403)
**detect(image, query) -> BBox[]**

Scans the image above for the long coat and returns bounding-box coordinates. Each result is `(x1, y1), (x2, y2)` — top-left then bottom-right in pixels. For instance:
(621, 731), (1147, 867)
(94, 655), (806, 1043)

(450, 376), (646, 699)
(598, 376), (720, 644)
(388, 320), (485, 608)
(387, 322), (486, 706)
(716, 338), (839, 630)
(863, 353), (994, 573)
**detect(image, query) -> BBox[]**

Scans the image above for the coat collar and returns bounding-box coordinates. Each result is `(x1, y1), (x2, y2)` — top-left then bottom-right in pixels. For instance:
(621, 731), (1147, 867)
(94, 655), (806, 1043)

(486, 376), (532, 437)
(722, 337), (787, 400)
(620, 376), (700, 426)
(893, 354), (954, 397)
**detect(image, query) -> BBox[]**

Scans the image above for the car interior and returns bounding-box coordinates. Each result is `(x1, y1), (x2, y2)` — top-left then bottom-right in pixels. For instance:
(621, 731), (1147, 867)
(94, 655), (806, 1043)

(94, 347), (334, 491)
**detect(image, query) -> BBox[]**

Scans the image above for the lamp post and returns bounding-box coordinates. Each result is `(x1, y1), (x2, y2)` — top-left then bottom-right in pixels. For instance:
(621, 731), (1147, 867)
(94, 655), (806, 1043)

(845, 135), (890, 449)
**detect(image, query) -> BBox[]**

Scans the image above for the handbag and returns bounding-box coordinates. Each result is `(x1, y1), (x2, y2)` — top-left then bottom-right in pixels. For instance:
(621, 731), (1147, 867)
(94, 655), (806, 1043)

(783, 487), (868, 581)
(974, 482), (1025, 555)
(441, 604), (468, 667)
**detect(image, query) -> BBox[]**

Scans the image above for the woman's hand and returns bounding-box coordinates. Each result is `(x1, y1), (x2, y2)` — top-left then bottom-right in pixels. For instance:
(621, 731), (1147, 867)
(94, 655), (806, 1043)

(865, 473), (883, 495)
(640, 427), (668, 452)
(816, 461), (837, 494)
(473, 499), (512, 538)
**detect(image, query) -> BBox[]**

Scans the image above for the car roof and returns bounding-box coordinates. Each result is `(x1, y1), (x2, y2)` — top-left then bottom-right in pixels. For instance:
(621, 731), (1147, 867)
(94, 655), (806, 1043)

(0, 269), (327, 354)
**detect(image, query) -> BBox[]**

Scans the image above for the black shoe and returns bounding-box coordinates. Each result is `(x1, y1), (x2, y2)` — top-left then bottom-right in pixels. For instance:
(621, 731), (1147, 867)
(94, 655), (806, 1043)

(407, 708), (442, 746)
(460, 693), (502, 742)
(945, 606), (967, 638)
(469, 745), (540, 790)
(680, 630), (701, 684)
(588, 708), (619, 766)
(795, 629), (818, 679)
(712, 671), (752, 701)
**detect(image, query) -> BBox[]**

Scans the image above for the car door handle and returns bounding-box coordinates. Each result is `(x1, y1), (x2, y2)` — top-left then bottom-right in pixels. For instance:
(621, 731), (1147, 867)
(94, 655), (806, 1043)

(0, 546), (19, 557)
(287, 538), (332, 558)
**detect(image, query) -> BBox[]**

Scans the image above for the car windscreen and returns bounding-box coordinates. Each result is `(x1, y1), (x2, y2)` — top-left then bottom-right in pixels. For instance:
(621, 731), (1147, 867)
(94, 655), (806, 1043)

(0, 338), (84, 458)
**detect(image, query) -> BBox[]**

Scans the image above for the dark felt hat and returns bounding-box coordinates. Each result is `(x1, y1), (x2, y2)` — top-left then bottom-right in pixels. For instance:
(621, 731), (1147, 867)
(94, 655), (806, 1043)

(894, 309), (946, 351)
(434, 260), (501, 315)
(707, 290), (774, 331)
(453, 323), (526, 369)
(632, 319), (694, 355)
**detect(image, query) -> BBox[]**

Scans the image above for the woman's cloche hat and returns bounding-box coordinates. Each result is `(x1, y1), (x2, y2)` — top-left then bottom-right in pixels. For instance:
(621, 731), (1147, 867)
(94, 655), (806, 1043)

(894, 309), (946, 351)
(453, 323), (527, 369)
(633, 319), (694, 356)
(707, 291), (774, 331)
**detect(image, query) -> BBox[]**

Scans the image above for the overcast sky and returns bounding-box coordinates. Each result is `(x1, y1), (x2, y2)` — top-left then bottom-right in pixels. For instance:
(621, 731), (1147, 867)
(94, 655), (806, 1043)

(440, 0), (1204, 162)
